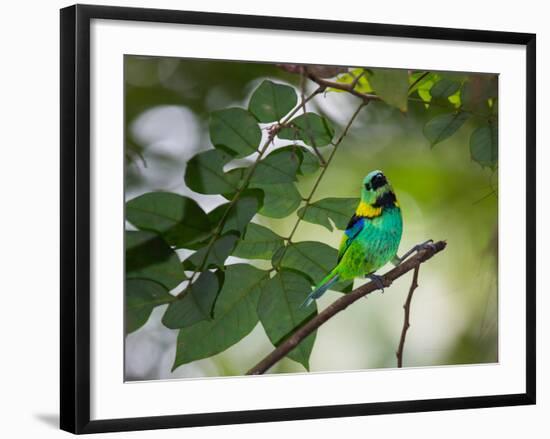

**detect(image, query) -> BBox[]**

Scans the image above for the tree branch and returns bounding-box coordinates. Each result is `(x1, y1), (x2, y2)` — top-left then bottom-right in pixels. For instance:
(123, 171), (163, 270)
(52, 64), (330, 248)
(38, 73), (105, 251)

(247, 240), (446, 375)
(306, 72), (489, 118)
(396, 264), (420, 368)
(308, 73), (379, 103)
(285, 101), (367, 244)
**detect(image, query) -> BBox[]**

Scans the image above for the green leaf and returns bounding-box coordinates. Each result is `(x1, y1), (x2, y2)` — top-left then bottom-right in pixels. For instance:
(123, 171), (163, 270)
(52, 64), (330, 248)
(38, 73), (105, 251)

(273, 242), (353, 293)
(408, 72), (439, 97)
(296, 147), (320, 175)
(470, 123), (498, 168)
(126, 192), (211, 248)
(258, 270), (317, 369)
(248, 80), (298, 122)
(253, 182), (302, 218)
(368, 68), (409, 111)
(448, 88), (462, 108)
(182, 233), (239, 270)
(274, 241), (333, 284)
(208, 190), (263, 235)
(209, 108), (261, 158)
(430, 78), (461, 100)
(225, 168), (302, 218)
(126, 231), (186, 290)
(333, 68), (372, 93)
(185, 149), (240, 195)
(418, 88), (432, 104)
(274, 241), (349, 289)
(126, 279), (174, 334)
(278, 113), (334, 147)
(298, 197), (359, 231)
(233, 223), (285, 259)
(423, 112), (470, 147)
(173, 264), (269, 369)
(162, 271), (220, 329)
(250, 147), (301, 184)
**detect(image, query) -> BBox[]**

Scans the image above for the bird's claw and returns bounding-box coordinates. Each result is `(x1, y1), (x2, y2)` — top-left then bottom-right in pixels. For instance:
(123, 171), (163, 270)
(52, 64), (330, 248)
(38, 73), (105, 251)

(365, 274), (385, 293)
(394, 239), (435, 265)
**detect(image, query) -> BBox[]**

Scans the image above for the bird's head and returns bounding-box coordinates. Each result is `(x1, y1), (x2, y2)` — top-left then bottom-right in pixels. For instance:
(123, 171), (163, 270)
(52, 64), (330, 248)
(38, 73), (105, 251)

(361, 170), (392, 203)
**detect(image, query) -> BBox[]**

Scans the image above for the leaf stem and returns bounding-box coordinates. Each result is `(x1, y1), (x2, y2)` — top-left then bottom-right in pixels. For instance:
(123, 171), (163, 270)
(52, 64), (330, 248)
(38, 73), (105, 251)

(408, 71), (430, 93)
(286, 102), (367, 244)
(180, 86), (325, 299)
(282, 85), (325, 125)
(349, 69), (367, 89)
(181, 136), (276, 298)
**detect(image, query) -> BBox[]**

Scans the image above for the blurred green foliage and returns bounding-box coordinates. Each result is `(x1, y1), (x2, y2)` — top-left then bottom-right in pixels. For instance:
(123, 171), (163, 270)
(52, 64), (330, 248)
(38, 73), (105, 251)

(124, 56), (498, 380)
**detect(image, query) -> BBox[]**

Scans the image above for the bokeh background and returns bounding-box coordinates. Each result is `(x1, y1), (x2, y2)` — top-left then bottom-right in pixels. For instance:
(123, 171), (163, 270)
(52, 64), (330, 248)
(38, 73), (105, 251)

(124, 56), (498, 381)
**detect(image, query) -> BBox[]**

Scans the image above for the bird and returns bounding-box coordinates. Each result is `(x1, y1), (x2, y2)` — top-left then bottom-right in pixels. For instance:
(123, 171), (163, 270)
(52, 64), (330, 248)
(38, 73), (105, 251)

(301, 170), (403, 307)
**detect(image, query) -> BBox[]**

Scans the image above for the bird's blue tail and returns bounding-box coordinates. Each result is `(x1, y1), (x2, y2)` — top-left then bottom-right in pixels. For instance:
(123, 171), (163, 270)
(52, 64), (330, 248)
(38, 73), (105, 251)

(301, 274), (340, 308)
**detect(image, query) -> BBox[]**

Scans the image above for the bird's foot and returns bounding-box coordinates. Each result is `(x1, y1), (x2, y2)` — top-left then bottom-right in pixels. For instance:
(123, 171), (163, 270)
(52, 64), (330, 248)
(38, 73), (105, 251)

(365, 273), (385, 293)
(393, 240), (436, 266)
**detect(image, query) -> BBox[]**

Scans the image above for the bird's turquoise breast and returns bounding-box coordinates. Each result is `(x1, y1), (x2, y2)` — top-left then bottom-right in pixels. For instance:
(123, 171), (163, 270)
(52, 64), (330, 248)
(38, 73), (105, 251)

(337, 207), (402, 280)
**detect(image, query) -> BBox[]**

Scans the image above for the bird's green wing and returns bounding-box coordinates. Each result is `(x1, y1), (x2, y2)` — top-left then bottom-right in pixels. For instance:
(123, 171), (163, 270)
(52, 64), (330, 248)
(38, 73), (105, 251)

(338, 214), (365, 262)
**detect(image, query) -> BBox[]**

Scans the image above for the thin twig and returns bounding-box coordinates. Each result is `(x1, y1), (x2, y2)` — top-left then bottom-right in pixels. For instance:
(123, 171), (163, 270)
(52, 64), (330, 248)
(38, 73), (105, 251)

(308, 74), (378, 103)
(286, 101), (367, 244)
(408, 71), (430, 93)
(247, 240), (446, 375)
(180, 87), (326, 298)
(396, 265), (420, 368)
(180, 137), (273, 296)
(287, 85), (326, 122)
(307, 73), (489, 118)
(349, 69), (367, 90)
(472, 188), (498, 205)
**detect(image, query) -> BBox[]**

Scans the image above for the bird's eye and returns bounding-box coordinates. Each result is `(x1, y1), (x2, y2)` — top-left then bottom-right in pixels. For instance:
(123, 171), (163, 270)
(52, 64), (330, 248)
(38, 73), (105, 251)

(371, 173), (387, 189)
(364, 183), (371, 191)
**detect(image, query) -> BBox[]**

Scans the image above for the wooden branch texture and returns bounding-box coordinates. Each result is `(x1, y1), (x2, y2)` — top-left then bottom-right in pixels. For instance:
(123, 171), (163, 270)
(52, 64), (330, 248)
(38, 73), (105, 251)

(247, 240), (446, 375)
(396, 264), (420, 367)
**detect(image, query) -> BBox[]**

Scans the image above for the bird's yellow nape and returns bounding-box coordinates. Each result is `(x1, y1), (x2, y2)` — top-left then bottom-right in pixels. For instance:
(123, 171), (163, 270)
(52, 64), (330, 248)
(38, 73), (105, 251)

(355, 201), (382, 218)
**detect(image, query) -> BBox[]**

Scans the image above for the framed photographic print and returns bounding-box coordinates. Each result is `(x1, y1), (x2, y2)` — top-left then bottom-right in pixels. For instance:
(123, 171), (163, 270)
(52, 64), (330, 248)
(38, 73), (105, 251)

(60, 4), (536, 434)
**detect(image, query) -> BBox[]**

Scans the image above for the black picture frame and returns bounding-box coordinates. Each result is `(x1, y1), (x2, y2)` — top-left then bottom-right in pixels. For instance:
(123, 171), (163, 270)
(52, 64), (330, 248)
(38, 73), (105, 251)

(60, 4), (536, 434)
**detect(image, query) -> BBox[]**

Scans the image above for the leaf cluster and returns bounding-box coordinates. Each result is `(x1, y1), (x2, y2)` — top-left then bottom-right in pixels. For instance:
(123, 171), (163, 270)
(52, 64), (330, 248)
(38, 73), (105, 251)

(125, 80), (352, 371)
(125, 67), (499, 375)
(335, 68), (498, 169)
